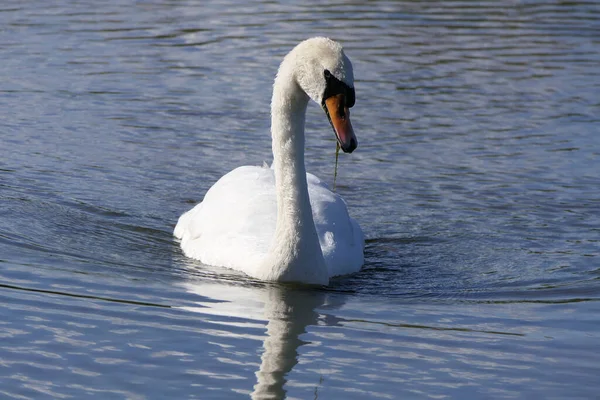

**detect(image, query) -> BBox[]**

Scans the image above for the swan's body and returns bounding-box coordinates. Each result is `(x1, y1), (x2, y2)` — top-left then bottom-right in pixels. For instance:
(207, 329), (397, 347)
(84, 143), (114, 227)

(174, 37), (364, 285)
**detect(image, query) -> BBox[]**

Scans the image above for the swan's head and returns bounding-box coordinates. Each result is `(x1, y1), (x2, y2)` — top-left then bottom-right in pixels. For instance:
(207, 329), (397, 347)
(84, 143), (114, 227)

(287, 37), (358, 153)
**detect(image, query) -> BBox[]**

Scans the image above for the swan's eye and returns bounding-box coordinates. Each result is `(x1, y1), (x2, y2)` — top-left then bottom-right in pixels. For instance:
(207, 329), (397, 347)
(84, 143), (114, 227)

(321, 71), (355, 109)
(346, 88), (355, 108)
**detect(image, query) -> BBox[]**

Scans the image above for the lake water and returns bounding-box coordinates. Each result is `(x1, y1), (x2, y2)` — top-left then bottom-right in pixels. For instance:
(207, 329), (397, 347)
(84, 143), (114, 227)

(1, 0), (599, 398)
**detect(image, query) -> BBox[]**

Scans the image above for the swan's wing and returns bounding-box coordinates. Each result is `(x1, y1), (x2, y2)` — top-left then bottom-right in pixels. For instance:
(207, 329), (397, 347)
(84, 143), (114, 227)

(175, 166), (277, 276)
(175, 167), (363, 279)
(307, 173), (365, 277)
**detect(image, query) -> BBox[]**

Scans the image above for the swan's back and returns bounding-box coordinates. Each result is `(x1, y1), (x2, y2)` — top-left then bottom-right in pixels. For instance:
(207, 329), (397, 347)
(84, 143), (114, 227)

(175, 166), (276, 277)
(305, 174), (364, 276)
(174, 166), (364, 278)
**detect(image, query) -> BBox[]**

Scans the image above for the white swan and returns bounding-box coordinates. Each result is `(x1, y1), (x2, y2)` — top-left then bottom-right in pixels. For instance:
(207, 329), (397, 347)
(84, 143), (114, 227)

(174, 37), (364, 285)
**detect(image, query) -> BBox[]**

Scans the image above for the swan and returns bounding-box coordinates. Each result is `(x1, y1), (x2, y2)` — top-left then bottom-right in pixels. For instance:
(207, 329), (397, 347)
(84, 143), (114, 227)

(174, 37), (364, 285)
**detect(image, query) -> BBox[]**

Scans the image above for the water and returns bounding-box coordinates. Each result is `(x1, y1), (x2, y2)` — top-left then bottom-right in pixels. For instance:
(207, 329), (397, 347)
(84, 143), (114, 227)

(1, 0), (599, 398)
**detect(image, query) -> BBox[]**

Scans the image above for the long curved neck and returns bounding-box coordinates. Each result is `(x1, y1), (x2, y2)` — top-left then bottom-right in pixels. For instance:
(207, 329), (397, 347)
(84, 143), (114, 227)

(262, 68), (328, 285)
(271, 74), (311, 236)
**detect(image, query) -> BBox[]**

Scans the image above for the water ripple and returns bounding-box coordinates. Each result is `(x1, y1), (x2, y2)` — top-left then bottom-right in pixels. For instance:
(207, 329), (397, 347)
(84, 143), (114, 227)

(1, 0), (600, 398)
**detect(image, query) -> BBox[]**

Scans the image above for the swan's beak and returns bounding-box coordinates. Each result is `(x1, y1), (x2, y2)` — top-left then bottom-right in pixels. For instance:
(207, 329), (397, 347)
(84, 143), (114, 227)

(323, 94), (358, 153)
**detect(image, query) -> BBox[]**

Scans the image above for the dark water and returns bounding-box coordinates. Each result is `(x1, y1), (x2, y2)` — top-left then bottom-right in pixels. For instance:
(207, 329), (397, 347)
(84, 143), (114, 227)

(1, 1), (599, 398)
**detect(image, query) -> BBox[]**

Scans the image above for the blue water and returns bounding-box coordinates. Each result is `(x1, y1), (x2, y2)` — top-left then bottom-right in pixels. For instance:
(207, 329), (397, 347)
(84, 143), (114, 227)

(1, 1), (599, 398)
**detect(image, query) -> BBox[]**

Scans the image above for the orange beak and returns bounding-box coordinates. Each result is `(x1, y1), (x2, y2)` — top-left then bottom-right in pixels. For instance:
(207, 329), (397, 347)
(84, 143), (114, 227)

(324, 94), (358, 153)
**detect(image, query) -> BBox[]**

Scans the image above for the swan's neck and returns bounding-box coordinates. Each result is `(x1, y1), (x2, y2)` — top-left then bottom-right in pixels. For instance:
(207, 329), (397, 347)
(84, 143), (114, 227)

(262, 70), (328, 285)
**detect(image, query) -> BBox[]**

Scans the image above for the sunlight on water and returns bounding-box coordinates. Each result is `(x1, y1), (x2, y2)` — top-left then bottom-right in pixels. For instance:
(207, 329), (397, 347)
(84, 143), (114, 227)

(1, 0), (599, 398)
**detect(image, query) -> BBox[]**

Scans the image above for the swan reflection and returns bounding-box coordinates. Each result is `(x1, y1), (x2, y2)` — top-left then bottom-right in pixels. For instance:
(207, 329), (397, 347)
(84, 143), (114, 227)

(180, 280), (328, 399)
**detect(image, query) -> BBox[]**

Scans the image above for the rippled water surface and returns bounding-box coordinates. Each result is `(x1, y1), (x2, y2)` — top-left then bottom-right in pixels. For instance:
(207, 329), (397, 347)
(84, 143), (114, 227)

(2, 1), (600, 398)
